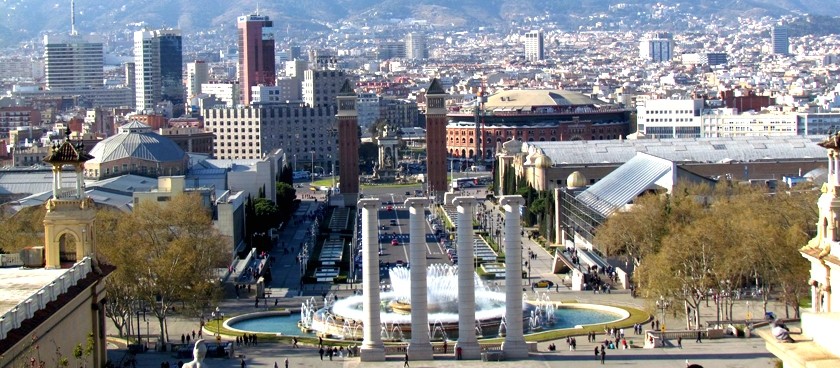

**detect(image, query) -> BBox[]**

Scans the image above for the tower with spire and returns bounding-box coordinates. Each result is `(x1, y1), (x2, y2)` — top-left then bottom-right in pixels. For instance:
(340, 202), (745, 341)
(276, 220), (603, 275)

(425, 79), (448, 200)
(41, 129), (96, 269)
(337, 79), (359, 205)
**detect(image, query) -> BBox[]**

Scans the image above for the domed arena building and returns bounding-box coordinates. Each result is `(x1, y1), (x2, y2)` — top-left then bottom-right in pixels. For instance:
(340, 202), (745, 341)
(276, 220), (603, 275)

(446, 89), (631, 161)
(83, 121), (189, 180)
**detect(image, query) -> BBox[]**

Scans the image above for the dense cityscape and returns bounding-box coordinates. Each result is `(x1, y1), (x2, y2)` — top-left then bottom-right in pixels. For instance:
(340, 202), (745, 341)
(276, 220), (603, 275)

(2, 1), (840, 367)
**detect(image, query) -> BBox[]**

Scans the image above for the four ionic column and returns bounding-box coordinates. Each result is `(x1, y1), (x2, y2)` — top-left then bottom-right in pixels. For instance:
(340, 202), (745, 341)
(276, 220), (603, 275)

(500, 195), (529, 359)
(453, 196), (481, 359)
(359, 198), (385, 361)
(406, 198), (434, 360)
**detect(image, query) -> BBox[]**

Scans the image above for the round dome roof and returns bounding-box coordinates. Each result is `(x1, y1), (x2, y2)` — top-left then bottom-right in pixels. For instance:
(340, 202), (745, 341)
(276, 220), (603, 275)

(534, 154), (552, 169)
(87, 128), (186, 165)
(567, 171), (587, 189)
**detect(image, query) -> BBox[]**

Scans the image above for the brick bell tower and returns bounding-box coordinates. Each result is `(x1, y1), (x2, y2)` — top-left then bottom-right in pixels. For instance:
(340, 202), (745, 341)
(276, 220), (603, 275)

(337, 79), (359, 205)
(424, 78), (448, 201)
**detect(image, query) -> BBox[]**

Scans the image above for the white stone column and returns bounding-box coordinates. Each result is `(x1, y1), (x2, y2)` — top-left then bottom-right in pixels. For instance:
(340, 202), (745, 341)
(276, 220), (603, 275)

(453, 196), (481, 359)
(359, 198), (385, 361)
(405, 197), (433, 360)
(835, 152), (840, 186)
(76, 164), (85, 199)
(52, 166), (60, 198)
(500, 195), (529, 359)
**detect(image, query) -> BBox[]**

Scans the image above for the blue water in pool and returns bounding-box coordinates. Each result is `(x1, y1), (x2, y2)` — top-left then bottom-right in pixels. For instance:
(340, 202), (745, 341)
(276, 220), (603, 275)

(229, 307), (621, 337)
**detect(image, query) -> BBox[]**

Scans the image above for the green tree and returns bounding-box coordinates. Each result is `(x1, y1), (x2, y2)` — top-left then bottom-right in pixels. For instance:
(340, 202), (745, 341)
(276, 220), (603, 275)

(252, 198), (280, 233)
(594, 193), (669, 269)
(359, 142), (378, 170)
(0, 206), (43, 254)
(97, 194), (227, 343)
(279, 164), (293, 186)
(276, 181), (297, 221)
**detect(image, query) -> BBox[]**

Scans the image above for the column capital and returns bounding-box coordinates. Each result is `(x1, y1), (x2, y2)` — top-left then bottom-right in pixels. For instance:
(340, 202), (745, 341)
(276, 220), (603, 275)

(404, 197), (429, 208)
(452, 196), (477, 207)
(500, 195), (525, 208)
(358, 198), (380, 209)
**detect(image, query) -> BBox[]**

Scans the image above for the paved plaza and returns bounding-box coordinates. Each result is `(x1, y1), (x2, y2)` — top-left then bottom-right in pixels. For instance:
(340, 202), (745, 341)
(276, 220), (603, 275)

(109, 197), (780, 367)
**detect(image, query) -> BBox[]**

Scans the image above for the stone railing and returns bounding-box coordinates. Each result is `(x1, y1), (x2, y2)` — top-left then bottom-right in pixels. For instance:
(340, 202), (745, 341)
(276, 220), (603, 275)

(0, 253), (23, 267)
(0, 257), (93, 340)
(644, 329), (722, 349)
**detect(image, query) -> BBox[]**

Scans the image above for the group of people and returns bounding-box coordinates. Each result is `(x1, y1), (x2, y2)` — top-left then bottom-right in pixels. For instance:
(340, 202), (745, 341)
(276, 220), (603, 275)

(318, 345), (357, 360)
(565, 336), (578, 350)
(594, 345), (607, 364)
(179, 331), (200, 345)
(632, 323), (645, 334)
(236, 333), (258, 347)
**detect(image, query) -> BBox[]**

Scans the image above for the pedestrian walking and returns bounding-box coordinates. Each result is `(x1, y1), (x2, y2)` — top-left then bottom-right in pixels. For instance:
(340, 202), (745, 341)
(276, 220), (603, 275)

(600, 346), (606, 364)
(677, 336), (683, 348)
(594, 346), (599, 359)
(404, 352), (410, 367)
(274, 362), (278, 368)
(284, 357), (289, 368)
(319, 347), (324, 360)
(696, 331), (702, 343)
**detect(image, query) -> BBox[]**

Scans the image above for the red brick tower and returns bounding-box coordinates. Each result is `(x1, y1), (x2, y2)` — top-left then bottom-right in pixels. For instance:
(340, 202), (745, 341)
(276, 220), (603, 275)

(237, 14), (275, 106)
(337, 79), (359, 205)
(425, 79), (448, 200)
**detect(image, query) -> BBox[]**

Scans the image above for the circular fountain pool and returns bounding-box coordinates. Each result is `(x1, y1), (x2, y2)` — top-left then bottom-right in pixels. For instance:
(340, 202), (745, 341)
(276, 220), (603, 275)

(228, 304), (624, 339)
(228, 264), (628, 340)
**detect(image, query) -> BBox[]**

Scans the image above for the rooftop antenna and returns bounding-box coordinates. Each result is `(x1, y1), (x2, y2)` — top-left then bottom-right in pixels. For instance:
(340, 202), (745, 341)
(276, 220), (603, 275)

(256, 0), (261, 15)
(70, 0), (78, 36)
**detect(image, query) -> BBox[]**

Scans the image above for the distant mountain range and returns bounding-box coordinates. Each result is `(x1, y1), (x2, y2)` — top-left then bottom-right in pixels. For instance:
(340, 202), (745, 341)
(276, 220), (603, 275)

(1, 0), (839, 48)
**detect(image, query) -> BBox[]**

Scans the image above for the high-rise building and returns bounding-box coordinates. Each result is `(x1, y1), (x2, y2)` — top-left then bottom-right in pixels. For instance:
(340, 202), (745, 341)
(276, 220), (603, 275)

(356, 92), (380, 128)
(380, 98), (419, 128)
(186, 61), (209, 98)
(134, 29), (183, 115)
(405, 32), (428, 60)
(639, 32), (674, 62)
(284, 59), (307, 79)
(309, 49), (338, 70)
(303, 69), (346, 110)
(287, 45), (302, 61)
(772, 26), (790, 55)
(377, 41), (406, 60)
(237, 14), (276, 106)
(202, 103), (336, 161)
(201, 82), (240, 107)
(43, 34), (104, 90)
(524, 30), (544, 61)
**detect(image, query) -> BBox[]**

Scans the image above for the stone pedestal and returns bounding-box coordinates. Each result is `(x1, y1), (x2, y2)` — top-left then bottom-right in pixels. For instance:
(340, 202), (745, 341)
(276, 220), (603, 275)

(500, 195), (529, 359)
(359, 198), (385, 361)
(453, 196), (481, 359)
(405, 198), (434, 360)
